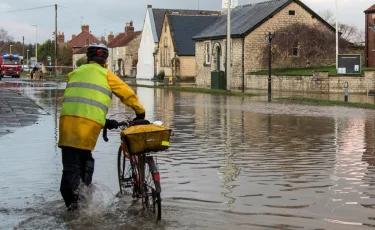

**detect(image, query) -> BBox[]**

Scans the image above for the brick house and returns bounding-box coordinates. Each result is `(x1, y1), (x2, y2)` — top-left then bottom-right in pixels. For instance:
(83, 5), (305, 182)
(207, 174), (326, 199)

(156, 14), (219, 80)
(365, 4), (375, 67)
(193, 0), (335, 89)
(107, 21), (141, 77)
(136, 5), (220, 80)
(68, 25), (100, 53)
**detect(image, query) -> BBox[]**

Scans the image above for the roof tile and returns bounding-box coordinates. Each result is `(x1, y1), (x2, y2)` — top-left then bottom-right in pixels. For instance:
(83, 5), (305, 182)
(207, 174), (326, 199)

(107, 31), (141, 48)
(152, 9), (220, 39)
(68, 31), (100, 48)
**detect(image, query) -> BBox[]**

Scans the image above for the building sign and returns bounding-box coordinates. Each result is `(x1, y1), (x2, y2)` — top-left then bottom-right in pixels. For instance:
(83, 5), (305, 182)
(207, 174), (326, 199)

(338, 54), (361, 74)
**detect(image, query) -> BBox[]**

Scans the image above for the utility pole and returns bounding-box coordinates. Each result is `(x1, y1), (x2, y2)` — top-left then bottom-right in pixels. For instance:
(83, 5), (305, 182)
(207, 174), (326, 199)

(22, 36), (24, 62)
(55, 4), (58, 78)
(226, 0), (231, 91)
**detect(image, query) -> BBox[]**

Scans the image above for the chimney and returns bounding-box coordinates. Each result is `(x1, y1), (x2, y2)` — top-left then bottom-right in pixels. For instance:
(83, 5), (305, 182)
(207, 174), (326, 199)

(81, 24), (89, 32)
(57, 31), (65, 43)
(100, 36), (106, 44)
(125, 21), (135, 35)
(147, 4), (152, 8)
(72, 34), (76, 40)
(108, 31), (114, 43)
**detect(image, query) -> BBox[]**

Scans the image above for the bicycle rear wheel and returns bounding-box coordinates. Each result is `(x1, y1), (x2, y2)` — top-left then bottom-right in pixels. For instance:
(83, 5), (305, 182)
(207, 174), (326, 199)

(117, 145), (135, 196)
(141, 156), (162, 221)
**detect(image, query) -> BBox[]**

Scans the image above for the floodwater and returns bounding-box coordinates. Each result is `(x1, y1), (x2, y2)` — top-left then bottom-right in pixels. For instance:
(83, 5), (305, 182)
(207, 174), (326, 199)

(2, 78), (375, 229)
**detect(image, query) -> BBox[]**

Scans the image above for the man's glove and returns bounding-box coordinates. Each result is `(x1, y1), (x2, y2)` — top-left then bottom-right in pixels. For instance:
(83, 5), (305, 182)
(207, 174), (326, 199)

(105, 119), (119, 130)
(133, 112), (145, 121)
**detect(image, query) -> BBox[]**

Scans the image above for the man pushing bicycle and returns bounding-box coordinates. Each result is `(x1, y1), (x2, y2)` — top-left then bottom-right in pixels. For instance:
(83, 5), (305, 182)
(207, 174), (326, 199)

(58, 43), (145, 211)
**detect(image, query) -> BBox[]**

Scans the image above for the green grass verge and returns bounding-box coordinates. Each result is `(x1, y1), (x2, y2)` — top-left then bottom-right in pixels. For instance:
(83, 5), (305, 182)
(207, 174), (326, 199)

(277, 96), (375, 110)
(127, 83), (261, 97)
(249, 66), (375, 76)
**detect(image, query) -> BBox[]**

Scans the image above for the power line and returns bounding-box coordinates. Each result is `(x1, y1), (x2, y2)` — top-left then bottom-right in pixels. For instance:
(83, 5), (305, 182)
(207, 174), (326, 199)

(0, 5), (54, 14)
(59, 5), (127, 23)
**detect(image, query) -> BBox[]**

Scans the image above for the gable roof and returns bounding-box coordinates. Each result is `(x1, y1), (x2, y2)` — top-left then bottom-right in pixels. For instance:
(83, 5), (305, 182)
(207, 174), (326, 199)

(68, 31), (100, 48)
(365, 4), (375, 13)
(193, 0), (335, 40)
(168, 15), (219, 56)
(152, 9), (220, 40)
(107, 31), (141, 48)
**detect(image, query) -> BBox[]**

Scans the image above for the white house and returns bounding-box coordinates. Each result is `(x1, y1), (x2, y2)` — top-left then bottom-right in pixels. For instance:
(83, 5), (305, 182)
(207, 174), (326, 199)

(136, 5), (220, 80)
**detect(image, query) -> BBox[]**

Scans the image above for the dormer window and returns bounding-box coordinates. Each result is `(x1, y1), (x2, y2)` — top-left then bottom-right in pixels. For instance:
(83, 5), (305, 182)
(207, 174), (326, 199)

(289, 10), (296, 16)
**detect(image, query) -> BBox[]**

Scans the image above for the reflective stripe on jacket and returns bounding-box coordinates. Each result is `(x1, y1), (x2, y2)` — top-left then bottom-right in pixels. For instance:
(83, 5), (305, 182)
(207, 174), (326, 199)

(60, 64), (111, 126)
(58, 63), (145, 151)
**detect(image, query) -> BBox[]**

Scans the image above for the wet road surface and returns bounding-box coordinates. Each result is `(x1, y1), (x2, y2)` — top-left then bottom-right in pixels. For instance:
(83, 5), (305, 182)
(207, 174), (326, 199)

(2, 78), (375, 229)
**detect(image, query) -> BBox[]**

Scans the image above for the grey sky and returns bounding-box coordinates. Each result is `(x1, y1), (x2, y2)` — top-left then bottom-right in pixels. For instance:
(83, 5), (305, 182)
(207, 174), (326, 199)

(0, 0), (371, 44)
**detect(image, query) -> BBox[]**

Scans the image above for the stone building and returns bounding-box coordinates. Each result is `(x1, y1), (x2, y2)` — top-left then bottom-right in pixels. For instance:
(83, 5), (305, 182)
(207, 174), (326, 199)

(193, 0), (335, 89)
(136, 4), (220, 80)
(107, 21), (141, 77)
(365, 4), (375, 67)
(156, 14), (219, 80)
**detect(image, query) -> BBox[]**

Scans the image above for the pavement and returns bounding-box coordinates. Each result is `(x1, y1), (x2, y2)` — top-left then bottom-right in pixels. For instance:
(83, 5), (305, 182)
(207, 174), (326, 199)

(0, 88), (47, 138)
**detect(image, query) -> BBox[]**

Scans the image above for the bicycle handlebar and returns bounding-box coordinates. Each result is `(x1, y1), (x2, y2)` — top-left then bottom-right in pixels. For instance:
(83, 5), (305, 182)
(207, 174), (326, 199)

(102, 120), (129, 142)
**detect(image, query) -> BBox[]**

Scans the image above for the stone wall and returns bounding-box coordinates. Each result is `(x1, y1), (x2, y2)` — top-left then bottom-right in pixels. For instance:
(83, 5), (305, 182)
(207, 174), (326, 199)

(157, 15), (174, 77)
(124, 34), (141, 77)
(179, 56), (196, 79)
(195, 38), (243, 88)
(246, 71), (375, 94)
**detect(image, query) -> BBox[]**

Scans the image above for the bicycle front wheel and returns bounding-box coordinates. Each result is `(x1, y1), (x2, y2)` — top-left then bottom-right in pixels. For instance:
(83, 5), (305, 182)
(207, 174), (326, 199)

(117, 145), (135, 196)
(142, 156), (162, 221)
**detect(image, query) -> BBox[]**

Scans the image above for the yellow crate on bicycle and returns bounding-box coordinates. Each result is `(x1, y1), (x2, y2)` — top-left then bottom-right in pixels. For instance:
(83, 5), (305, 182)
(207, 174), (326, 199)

(121, 124), (171, 155)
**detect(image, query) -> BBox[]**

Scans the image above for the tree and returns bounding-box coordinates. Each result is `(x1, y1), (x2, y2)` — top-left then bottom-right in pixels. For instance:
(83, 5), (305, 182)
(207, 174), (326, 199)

(260, 23), (351, 69)
(58, 44), (73, 66)
(318, 10), (335, 25)
(318, 9), (364, 44)
(0, 28), (13, 42)
(37, 39), (56, 64)
(76, 57), (87, 67)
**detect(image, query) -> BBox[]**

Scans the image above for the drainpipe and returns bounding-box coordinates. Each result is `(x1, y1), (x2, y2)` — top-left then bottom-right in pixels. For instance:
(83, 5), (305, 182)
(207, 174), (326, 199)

(242, 37), (245, 92)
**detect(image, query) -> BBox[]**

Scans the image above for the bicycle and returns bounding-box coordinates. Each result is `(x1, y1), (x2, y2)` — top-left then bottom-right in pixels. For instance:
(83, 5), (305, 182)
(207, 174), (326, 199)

(102, 115), (172, 222)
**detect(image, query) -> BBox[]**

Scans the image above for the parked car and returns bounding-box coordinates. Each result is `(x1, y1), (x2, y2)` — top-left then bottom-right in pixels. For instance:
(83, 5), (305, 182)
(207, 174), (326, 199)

(22, 65), (29, 72)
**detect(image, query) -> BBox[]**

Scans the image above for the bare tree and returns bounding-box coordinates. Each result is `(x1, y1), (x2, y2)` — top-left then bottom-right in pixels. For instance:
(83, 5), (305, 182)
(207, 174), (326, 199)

(0, 28), (13, 42)
(318, 10), (364, 44)
(319, 9), (335, 25)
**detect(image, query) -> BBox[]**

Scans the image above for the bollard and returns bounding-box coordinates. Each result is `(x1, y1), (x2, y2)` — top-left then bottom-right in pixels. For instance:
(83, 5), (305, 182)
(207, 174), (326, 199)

(344, 82), (348, 102)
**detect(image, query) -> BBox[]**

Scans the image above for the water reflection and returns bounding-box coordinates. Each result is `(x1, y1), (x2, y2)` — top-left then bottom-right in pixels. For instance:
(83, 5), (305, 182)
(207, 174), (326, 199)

(2, 79), (375, 229)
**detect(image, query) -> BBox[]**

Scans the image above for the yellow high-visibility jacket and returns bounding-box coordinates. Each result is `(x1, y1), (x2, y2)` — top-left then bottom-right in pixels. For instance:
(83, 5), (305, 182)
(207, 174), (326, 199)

(58, 63), (145, 151)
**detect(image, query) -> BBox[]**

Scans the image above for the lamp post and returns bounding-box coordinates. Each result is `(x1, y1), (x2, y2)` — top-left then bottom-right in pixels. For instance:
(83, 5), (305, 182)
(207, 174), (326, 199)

(32, 24), (38, 64)
(265, 32), (275, 102)
(9, 45), (13, 54)
(27, 50), (30, 66)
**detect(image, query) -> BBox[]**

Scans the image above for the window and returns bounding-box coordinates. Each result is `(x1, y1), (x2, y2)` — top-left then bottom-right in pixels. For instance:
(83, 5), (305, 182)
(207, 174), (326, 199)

(289, 10), (296, 16)
(161, 38), (170, 67)
(289, 39), (299, 57)
(204, 42), (211, 65)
